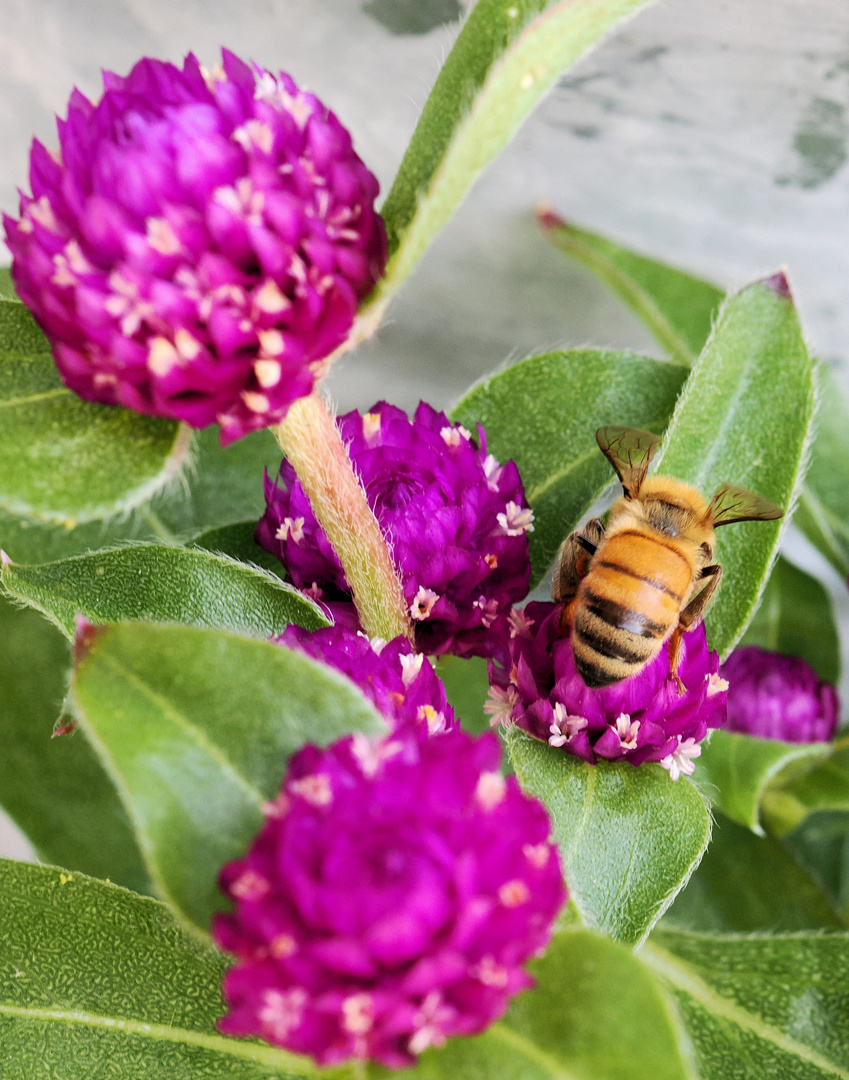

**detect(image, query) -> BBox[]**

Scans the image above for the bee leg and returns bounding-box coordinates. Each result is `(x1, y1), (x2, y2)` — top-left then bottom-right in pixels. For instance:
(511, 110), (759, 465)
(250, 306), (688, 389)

(552, 519), (604, 602)
(668, 565), (723, 694)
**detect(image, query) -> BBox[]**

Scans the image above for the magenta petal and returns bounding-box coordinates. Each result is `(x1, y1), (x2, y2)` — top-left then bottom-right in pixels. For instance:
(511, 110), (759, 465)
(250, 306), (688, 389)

(720, 645), (839, 743)
(213, 727), (565, 1067)
(4, 51), (386, 443)
(489, 601), (727, 771)
(256, 402), (533, 659)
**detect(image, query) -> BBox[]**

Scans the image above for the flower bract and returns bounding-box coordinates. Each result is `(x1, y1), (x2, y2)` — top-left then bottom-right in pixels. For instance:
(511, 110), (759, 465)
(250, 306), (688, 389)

(487, 601), (727, 772)
(214, 727), (565, 1066)
(4, 51), (386, 442)
(256, 401), (533, 657)
(276, 623), (457, 735)
(720, 645), (839, 743)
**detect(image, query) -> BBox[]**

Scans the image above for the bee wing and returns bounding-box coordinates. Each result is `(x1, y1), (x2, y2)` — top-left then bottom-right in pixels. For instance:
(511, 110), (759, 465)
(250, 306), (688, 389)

(709, 483), (783, 526)
(596, 426), (662, 498)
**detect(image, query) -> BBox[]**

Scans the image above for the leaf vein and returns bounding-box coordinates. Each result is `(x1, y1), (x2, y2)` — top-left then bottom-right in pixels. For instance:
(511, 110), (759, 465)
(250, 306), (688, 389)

(642, 941), (849, 1079)
(0, 1000), (313, 1074)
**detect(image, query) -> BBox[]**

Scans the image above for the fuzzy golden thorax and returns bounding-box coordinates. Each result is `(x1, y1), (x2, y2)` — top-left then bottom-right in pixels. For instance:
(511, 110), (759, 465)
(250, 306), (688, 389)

(605, 475), (716, 577)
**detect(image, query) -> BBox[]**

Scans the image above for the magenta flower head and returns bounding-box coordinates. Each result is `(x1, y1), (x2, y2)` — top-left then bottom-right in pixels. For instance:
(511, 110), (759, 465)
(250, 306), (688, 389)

(4, 51), (386, 443)
(256, 401), (533, 658)
(213, 727), (565, 1067)
(487, 601), (727, 779)
(276, 623), (457, 735)
(720, 645), (839, 743)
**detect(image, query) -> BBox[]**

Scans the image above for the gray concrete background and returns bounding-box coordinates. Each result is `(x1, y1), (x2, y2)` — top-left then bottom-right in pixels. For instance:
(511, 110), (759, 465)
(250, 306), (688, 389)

(1, 0), (848, 858)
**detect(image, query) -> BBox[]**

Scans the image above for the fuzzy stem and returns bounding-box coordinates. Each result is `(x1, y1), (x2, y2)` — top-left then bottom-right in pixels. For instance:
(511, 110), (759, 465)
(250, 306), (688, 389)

(274, 393), (413, 644)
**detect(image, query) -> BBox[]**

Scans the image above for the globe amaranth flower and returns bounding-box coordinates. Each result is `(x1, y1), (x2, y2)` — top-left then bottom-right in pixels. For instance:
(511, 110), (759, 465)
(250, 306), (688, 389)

(276, 623), (457, 735)
(213, 727), (565, 1067)
(720, 645), (839, 743)
(487, 601), (727, 778)
(256, 401), (533, 658)
(4, 51), (386, 443)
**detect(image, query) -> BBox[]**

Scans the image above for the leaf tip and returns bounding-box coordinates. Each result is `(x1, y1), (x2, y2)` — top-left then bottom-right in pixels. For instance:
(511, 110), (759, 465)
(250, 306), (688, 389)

(73, 615), (105, 665)
(760, 268), (793, 302)
(536, 202), (562, 232)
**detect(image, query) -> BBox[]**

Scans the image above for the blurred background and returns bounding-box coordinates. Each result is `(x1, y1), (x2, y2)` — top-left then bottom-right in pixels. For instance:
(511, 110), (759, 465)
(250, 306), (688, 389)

(1, 0), (848, 854)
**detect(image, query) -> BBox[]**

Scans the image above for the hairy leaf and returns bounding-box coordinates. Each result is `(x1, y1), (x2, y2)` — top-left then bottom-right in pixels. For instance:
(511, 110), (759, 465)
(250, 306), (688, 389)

(663, 810), (843, 933)
(374, 927), (694, 1080)
(0, 597), (150, 893)
(763, 747), (849, 837)
(537, 209), (724, 366)
(793, 361), (849, 576)
(0, 859), (313, 1079)
(435, 655), (491, 737)
(0, 300), (187, 524)
(190, 520), (284, 576)
(2, 543), (327, 639)
(656, 275), (815, 657)
(644, 927), (849, 1080)
(370, 0), (656, 318)
(740, 554), (840, 683)
(71, 623), (387, 932)
(451, 349), (687, 585)
(507, 729), (711, 945)
(695, 730), (830, 834)
(783, 811), (849, 922)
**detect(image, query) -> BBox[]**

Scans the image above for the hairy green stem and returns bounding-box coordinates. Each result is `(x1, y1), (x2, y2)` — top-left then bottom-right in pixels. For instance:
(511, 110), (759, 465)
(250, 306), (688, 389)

(274, 394), (412, 644)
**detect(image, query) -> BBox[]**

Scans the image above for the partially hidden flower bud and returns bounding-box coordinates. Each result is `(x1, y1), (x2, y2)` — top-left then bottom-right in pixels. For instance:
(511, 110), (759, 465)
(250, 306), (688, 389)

(256, 401), (533, 657)
(4, 51), (386, 443)
(720, 645), (839, 743)
(276, 623), (457, 735)
(214, 727), (565, 1066)
(487, 601), (727, 778)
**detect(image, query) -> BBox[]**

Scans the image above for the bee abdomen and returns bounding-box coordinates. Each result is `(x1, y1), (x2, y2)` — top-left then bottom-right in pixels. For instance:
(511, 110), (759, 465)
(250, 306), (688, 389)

(572, 586), (672, 688)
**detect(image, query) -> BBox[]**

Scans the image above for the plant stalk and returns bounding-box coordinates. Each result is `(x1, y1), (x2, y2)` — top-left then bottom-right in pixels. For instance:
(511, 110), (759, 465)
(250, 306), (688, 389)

(274, 393), (413, 644)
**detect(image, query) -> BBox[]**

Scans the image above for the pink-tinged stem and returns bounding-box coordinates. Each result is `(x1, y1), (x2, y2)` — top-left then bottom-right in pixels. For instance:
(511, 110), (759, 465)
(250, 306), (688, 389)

(274, 393), (413, 644)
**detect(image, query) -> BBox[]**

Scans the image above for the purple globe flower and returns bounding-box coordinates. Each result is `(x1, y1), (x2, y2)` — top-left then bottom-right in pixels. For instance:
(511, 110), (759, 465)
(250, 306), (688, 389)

(487, 601), (727, 778)
(720, 645), (839, 743)
(256, 401), (533, 658)
(276, 624), (457, 735)
(213, 727), (565, 1067)
(4, 51), (386, 443)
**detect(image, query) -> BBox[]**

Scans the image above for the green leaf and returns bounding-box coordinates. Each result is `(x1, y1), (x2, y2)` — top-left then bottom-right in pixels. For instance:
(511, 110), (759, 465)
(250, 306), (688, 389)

(656, 275), (815, 657)
(71, 622), (387, 933)
(663, 810), (844, 933)
(695, 729), (831, 834)
(0, 859), (313, 1079)
(0, 265), (15, 299)
(451, 349), (687, 586)
(2, 543), (327, 639)
(794, 361), (849, 577)
(435, 655), (491, 737)
(0, 425), (279, 566)
(0, 300), (189, 524)
(644, 926), (849, 1080)
(0, 505), (151, 564)
(370, 0), (656, 316)
(783, 811), (849, 922)
(762, 747), (849, 838)
(191, 520), (285, 576)
(537, 209), (725, 366)
(374, 927), (694, 1080)
(740, 554), (840, 683)
(0, 596), (151, 893)
(507, 728), (711, 945)
(152, 426), (281, 541)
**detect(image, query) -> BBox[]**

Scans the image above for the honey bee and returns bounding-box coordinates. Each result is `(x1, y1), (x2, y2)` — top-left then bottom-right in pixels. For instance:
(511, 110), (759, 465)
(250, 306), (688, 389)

(553, 426), (782, 689)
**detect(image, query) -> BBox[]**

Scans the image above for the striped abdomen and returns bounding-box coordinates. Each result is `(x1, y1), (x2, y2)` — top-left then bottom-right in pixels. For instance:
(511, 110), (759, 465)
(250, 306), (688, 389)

(572, 530), (694, 688)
